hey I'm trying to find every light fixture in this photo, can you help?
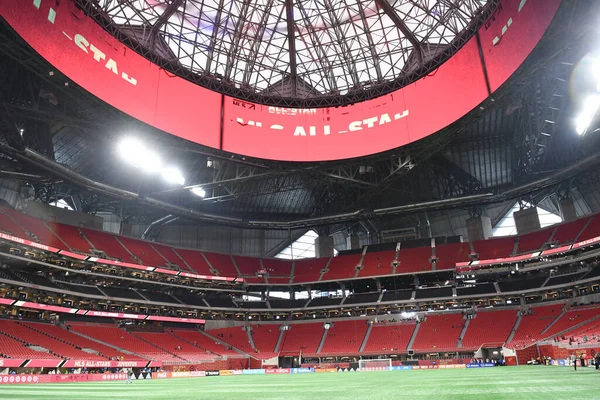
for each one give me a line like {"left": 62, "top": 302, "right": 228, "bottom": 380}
{"left": 118, "top": 137, "right": 185, "bottom": 185}
{"left": 575, "top": 94, "right": 600, "bottom": 135}
{"left": 161, "top": 166, "right": 185, "bottom": 185}
{"left": 190, "top": 187, "right": 206, "bottom": 198}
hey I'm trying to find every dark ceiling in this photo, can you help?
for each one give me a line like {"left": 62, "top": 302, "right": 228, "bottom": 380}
{"left": 0, "top": 0, "right": 600, "bottom": 236}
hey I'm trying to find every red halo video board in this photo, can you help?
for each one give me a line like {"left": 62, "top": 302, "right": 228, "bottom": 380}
{"left": 0, "top": 0, "right": 561, "bottom": 161}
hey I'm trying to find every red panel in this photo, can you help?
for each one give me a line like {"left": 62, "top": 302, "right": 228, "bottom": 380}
{"left": 479, "top": 0, "right": 562, "bottom": 91}
{"left": 0, "top": 359, "right": 26, "bottom": 368}
{"left": 62, "top": 360, "right": 150, "bottom": 368}
{"left": 222, "top": 41, "right": 486, "bottom": 161}
{"left": 403, "top": 39, "right": 487, "bottom": 143}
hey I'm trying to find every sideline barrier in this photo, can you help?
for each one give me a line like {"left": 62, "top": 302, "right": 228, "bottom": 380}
{"left": 2, "top": 364, "right": 479, "bottom": 385}
{"left": 0, "top": 358, "right": 160, "bottom": 369}
{"left": 290, "top": 368, "right": 314, "bottom": 374}
{"left": 265, "top": 368, "right": 290, "bottom": 375}
{"left": 0, "top": 373, "right": 126, "bottom": 385}
{"left": 466, "top": 363, "right": 496, "bottom": 368}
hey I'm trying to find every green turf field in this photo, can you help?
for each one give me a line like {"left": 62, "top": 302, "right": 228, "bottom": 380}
{"left": 0, "top": 366, "right": 598, "bottom": 400}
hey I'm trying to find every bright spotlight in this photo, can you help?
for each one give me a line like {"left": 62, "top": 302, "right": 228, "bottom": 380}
{"left": 161, "top": 167, "right": 185, "bottom": 185}
{"left": 138, "top": 150, "right": 163, "bottom": 174}
{"left": 575, "top": 94, "right": 600, "bottom": 135}
{"left": 118, "top": 137, "right": 163, "bottom": 172}
{"left": 190, "top": 187, "right": 206, "bottom": 198}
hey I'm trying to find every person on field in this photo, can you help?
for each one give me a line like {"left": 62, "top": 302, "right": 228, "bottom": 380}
{"left": 594, "top": 351, "right": 600, "bottom": 370}
{"left": 571, "top": 354, "right": 577, "bottom": 371}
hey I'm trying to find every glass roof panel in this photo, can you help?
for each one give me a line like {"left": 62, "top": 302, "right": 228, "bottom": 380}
{"left": 88, "top": 0, "right": 490, "bottom": 99}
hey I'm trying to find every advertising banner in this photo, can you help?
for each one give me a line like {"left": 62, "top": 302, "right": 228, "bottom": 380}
{"left": 232, "top": 370, "right": 243, "bottom": 375}
{"left": 219, "top": 370, "right": 233, "bottom": 376}
{"left": 153, "top": 372, "right": 169, "bottom": 379}
{"left": 314, "top": 368, "right": 338, "bottom": 373}
{"left": 242, "top": 369, "right": 265, "bottom": 375}
{"left": 290, "top": 368, "right": 314, "bottom": 374}
{"left": 63, "top": 360, "right": 150, "bottom": 368}
{"left": 0, "top": 373, "right": 126, "bottom": 385}
{"left": 466, "top": 363, "right": 495, "bottom": 368}
{"left": 264, "top": 368, "right": 290, "bottom": 375}
{"left": 205, "top": 371, "right": 220, "bottom": 377}
{"left": 438, "top": 364, "right": 466, "bottom": 369}
{"left": 388, "top": 366, "right": 413, "bottom": 371}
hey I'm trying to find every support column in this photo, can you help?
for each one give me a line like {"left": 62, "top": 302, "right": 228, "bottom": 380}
{"left": 513, "top": 207, "right": 541, "bottom": 235}
{"left": 315, "top": 236, "right": 334, "bottom": 258}
{"left": 559, "top": 198, "right": 578, "bottom": 222}
{"left": 466, "top": 216, "right": 493, "bottom": 241}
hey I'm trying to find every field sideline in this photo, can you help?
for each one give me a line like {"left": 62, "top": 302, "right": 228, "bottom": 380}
{"left": 0, "top": 366, "right": 598, "bottom": 400}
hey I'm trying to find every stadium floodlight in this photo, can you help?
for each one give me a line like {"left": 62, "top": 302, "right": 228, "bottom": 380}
{"left": 190, "top": 187, "right": 206, "bottom": 198}
{"left": 161, "top": 167, "right": 185, "bottom": 185}
{"left": 138, "top": 150, "right": 163, "bottom": 174}
{"left": 575, "top": 94, "right": 600, "bottom": 135}
{"left": 118, "top": 137, "right": 163, "bottom": 173}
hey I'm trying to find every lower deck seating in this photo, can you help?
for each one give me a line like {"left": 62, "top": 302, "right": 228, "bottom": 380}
{"left": 461, "top": 310, "right": 517, "bottom": 350}
{"left": 411, "top": 314, "right": 464, "bottom": 351}
{"left": 249, "top": 325, "right": 281, "bottom": 359}
{"left": 508, "top": 304, "right": 564, "bottom": 349}
{"left": 171, "top": 329, "right": 240, "bottom": 357}
{"left": 0, "top": 321, "right": 104, "bottom": 360}
{"left": 320, "top": 320, "right": 368, "bottom": 355}
{"left": 362, "top": 323, "right": 416, "bottom": 354}
{"left": 279, "top": 323, "right": 324, "bottom": 357}
{"left": 542, "top": 305, "right": 600, "bottom": 338}
{"left": 24, "top": 322, "right": 136, "bottom": 360}
{"left": 557, "top": 318, "right": 600, "bottom": 345}
{"left": 67, "top": 323, "right": 181, "bottom": 362}
{"left": 206, "top": 327, "right": 255, "bottom": 356}
{"left": 133, "top": 332, "right": 215, "bottom": 362}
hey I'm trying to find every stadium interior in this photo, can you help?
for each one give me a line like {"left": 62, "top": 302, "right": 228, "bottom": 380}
{"left": 1, "top": 0, "right": 600, "bottom": 396}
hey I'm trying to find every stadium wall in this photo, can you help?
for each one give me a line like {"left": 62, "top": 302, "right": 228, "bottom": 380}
{"left": 24, "top": 201, "right": 103, "bottom": 230}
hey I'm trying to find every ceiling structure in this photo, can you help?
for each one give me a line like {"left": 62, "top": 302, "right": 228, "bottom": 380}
{"left": 76, "top": 0, "right": 494, "bottom": 104}
{"left": 1, "top": 0, "right": 600, "bottom": 242}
